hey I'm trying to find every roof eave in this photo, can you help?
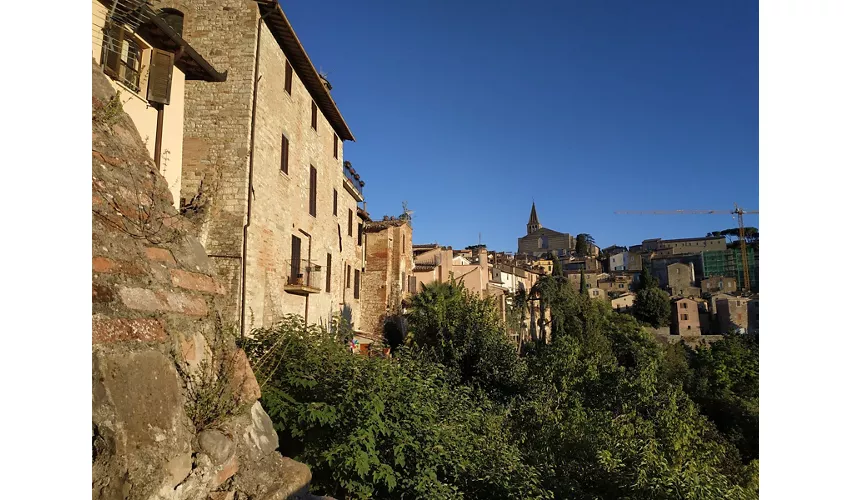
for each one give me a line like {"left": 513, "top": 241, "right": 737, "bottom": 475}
{"left": 255, "top": 0, "right": 355, "bottom": 142}
{"left": 141, "top": 6, "right": 227, "bottom": 82}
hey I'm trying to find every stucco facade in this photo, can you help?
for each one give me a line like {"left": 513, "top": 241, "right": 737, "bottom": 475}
{"left": 671, "top": 298, "right": 701, "bottom": 336}
{"left": 158, "top": 0, "right": 362, "bottom": 331}
{"left": 92, "top": 0, "right": 222, "bottom": 207}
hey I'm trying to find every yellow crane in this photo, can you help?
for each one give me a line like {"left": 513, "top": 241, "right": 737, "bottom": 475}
{"left": 614, "top": 204, "right": 759, "bottom": 291}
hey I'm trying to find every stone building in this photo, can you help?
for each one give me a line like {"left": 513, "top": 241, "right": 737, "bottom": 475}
{"left": 517, "top": 203, "right": 575, "bottom": 258}
{"left": 655, "top": 236, "right": 727, "bottom": 256}
{"left": 611, "top": 293, "right": 636, "bottom": 312}
{"left": 91, "top": 0, "right": 226, "bottom": 206}
{"left": 668, "top": 262, "right": 699, "bottom": 297}
{"left": 701, "top": 275, "right": 738, "bottom": 294}
{"left": 359, "top": 217, "right": 414, "bottom": 341}
{"left": 154, "top": 0, "right": 364, "bottom": 333}
{"left": 717, "top": 297, "right": 750, "bottom": 334}
{"left": 671, "top": 298, "right": 701, "bottom": 336}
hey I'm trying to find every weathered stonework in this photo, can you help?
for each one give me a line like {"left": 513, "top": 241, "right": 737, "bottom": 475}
{"left": 92, "top": 58, "right": 324, "bottom": 499}
{"left": 154, "top": 0, "right": 363, "bottom": 331}
{"left": 360, "top": 220, "right": 414, "bottom": 339}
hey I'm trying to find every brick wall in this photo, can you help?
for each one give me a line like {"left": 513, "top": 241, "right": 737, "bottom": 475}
{"left": 360, "top": 221, "right": 413, "bottom": 339}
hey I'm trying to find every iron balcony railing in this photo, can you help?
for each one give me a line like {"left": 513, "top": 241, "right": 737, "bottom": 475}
{"left": 343, "top": 161, "right": 364, "bottom": 197}
{"left": 285, "top": 260, "right": 324, "bottom": 291}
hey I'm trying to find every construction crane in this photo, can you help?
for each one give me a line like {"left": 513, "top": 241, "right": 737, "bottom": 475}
{"left": 614, "top": 204, "right": 759, "bottom": 291}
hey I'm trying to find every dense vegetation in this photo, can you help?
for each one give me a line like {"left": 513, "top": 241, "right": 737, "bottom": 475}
{"left": 242, "top": 279, "right": 758, "bottom": 499}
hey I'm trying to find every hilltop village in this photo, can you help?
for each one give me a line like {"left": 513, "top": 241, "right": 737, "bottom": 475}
{"left": 91, "top": 0, "right": 758, "bottom": 354}
{"left": 90, "top": 2, "right": 760, "bottom": 498}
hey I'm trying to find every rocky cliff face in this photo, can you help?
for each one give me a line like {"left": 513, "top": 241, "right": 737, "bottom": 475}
{"left": 91, "top": 61, "right": 321, "bottom": 500}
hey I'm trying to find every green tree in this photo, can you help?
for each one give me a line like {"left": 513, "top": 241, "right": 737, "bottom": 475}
{"left": 684, "top": 333, "right": 759, "bottom": 464}
{"left": 579, "top": 269, "right": 587, "bottom": 295}
{"left": 550, "top": 253, "right": 563, "bottom": 277}
{"left": 636, "top": 266, "right": 659, "bottom": 291}
{"left": 575, "top": 233, "right": 595, "bottom": 257}
{"left": 633, "top": 287, "right": 671, "bottom": 327}
{"left": 406, "top": 280, "right": 526, "bottom": 399}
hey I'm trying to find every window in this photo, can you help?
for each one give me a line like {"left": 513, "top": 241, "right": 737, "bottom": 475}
{"left": 346, "top": 264, "right": 351, "bottom": 288}
{"left": 309, "top": 165, "right": 317, "bottom": 217}
{"left": 681, "top": 313, "right": 689, "bottom": 320}
{"left": 333, "top": 189, "right": 338, "bottom": 215}
{"left": 402, "top": 234, "right": 405, "bottom": 252}
{"left": 280, "top": 134, "right": 289, "bottom": 174}
{"left": 326, "top": 253, "right": 332, "bottom": 292}
{"left": 333, "top": 135, "right": 338, "bottom": 159}
{"left": 618, "top": 284, "right": 624, "bottom": 289}
{"left": 290, "top": 235, "right": 301, "bottom": 283}
{"left": 354, "top": 269, "right": 360, "bottom": 299}
{"left": 311, "top": 101, "right": 318, "bottom": 130}
{"left": 101, "top": 25, "right": 143, "bottom": 92}
{"left": 357, "top": 223, "right": 363, "bottom": 246}
{"left": 348, "top": 209, "right": 353, "bottom": 236}
{"left": 680, "top": 302, "right": 688, "bottom": 309}
{"left": 285, "top": 60, "right": 292, "bottom": 94}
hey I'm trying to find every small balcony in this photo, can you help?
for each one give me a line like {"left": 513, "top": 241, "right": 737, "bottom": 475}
{"left": 343, "top": 161, "right": 365, "bottom": 202}
{"left": 284, "top": 260, "right": 324, "bottom": 295}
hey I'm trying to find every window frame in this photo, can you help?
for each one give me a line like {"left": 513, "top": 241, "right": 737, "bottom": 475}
{"left": 308, "top": 165, "right": 317, "bottom": 217}
{"left": 280, "top": 134, "right": 289, "bottom": 174}
{"left": 284, "top": 60, "right": 293, "bottom": 94}
{"left": 311, "top": 101, "right": 318, "bottom": 131}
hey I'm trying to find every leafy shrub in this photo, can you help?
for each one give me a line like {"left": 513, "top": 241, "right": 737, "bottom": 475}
{"left": 243, "top": 316, "right": 549, "bottom": 499}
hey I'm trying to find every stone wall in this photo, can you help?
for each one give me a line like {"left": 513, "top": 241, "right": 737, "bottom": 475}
{"left": 151, "top": 0, "right": 362, "bottom": 331}
{"left": 360, "top": 221, "right": 413, "bottom": 338}
{"left": 92, "top": 61, "right": 319, "bottom": 500}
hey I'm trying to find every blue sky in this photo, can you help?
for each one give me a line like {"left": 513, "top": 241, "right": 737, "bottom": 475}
{"left": 283, "top": 0, "right": 759, "bottom": 252}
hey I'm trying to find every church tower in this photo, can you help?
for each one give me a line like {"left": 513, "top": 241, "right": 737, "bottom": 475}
{"left": 527, "top": 202, "right": 540, "bottom": 234}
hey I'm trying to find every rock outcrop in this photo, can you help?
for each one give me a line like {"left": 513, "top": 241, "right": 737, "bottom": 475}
{"left": 92, "top": 60, "right": 318, "bottom": 500}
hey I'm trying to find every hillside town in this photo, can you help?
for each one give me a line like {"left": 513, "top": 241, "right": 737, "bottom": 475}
{"left": 91, "top": 0, "right": 758, "bottom": 354}
{"left": 90, "top": 1, "right": 762, "bottom": 498}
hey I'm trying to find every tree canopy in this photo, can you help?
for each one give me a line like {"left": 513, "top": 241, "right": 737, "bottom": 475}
{"left": 242, "top": 277, "right": 758, "bottom": 499}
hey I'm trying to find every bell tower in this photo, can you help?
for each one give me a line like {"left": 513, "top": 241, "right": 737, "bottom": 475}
{"left": 527, "top": 202, "right": 540, "bottom": 234}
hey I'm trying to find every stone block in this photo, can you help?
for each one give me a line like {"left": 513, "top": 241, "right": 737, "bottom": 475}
{"left": 197, "top": 429, "right": 235, "bottom": 465}
{"left": 171, "top": 268, "right": 223, "bottom": 294}
{"left": 146, "top": 246, "right": 177, "bottom": 265}
{"left": 92, "top": 347, "right": 192, "bottom": 500}
{"left": 163, "top": 452, "right": 193, "bottom": 490}
{"left": 93, "top": 256, "right": 144, "bottom": 275}
{"left": 119, "top": 286, "right": 166, "bottom": 312}
{"left": 230, "top": 348, "right": 261, "bottom": 403}
{"left": 211, "top": 455, "right": 239, "bottom": 489}
{"left": 92, "top": 317, "right": 166, "bottom": 344}
{"left": 243, "top": 401, "right": 279, "bottom": 459}
{"left": 160, "top": 290, "right": 210, "bottom": 316}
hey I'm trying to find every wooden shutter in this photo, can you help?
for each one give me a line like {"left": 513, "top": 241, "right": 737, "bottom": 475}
{"left": 102, "top": 25, "right": 124, "bottom": 78}
{"left": 348, "top": 209, "right": 353, "bottom": 236}
{"left": 147, "top": 49, "right": 174, "bottom": 105}
{"left": 346, "top": 265, "right": 351, "bottom": 288}
{"left": 285, "top": 61, "right": 293, "bottom": 94}
{"left": 333, "top": 189, "right": 338, "bottom": 215}
{"left": 309, "top": 165, "right": 317, "bottom": 217}
{"left": 290, "top": 235, "right": 301, "bottom": 282}
{"left": 354, "top": 270, "right": 360, "bottom": 299}
{"left": 358, "top": 223, "right": 363, "bottom": 246}
{"left": 280, "top": 135, "right": 289, "bottom": 174}
{"left": 333, "top": 135, "right": 338, "bottom": 159}
{"left": 311, "top": 101, "right": 317, "bottom": 130}
{"left": 326, "top": 253, "right": 332, "bottom": 292}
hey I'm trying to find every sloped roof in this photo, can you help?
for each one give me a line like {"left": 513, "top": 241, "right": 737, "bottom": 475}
{"left": 255, "top": 0, "right": 355, "bottom": 141}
